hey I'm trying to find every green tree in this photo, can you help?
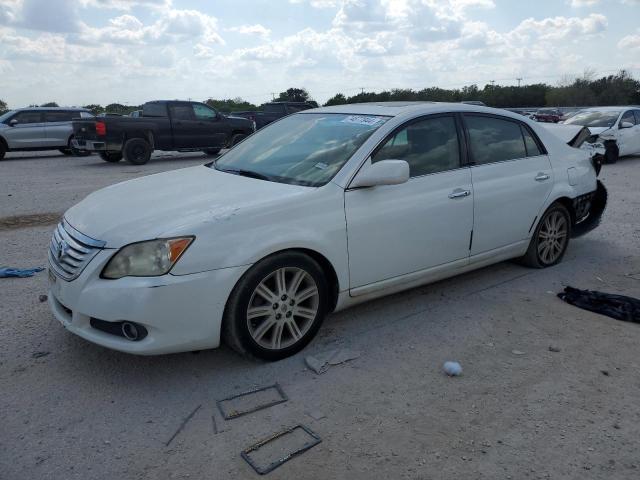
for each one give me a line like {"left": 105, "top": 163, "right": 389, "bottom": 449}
{"left": 276, "top": 87, "right": 311, "bottom": 103}
{"left": 204, "top": 97, "right": 258, "bottom": 113}
{"left": 0, "top": 99, "right": 8, "bottom": 114}
{"left": 83, "top": 104, "right": 104, "bottom": 115}
{"left": 40, "top": 102, "right": 59, "bottom": 107}
{"left": 324, "top": 93, "right": 347, "bottom": 106}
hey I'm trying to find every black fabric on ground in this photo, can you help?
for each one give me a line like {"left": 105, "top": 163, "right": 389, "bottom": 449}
{"left": 558, "top": 286, "right": 640, "bottom": 323}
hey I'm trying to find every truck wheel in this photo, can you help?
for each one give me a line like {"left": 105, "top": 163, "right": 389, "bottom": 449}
{"left": 99, "top": 151, "right": 123, "bottom": 163}
{"left": 123, "top": 138, "right": 152, "bottom": 165}
{"left": 203, "top": 148, "right": 221, "bottom": 156}
{"left": 230, "top": 134, "right": 247, "bottom": 147}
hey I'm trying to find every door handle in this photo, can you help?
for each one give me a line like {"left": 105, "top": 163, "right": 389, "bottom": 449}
{"left": 448, "top": 189, "right": 471, "bottom": 199}
{"left": 535, "top": 173, "right": 550, "bottom": 181}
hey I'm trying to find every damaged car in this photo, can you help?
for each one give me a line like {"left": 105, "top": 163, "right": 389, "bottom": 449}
{"left": 563, "top": 107, "right": 640, "bottom": 164}
{"left": 47, "top": 103, "right": 606, "bottom": 360}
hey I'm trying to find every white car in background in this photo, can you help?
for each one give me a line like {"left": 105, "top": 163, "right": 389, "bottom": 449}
{"left": 563, "top": 107, "right": 640, "bottom": 163}
{"left": 47, "top": 103, "right": 606, "bottom": 360}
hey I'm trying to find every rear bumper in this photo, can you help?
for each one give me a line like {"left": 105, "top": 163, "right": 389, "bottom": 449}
{"left": 72, "top": 138, "right": 106, "bottom": 151}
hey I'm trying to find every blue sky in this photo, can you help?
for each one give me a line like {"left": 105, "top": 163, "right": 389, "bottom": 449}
{"left": 0, "top": 0, "right": 639, "bottom": 108}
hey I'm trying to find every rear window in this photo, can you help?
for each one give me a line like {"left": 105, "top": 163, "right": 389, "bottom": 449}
{"left": 521, "top": 126, "right": 543, "bottom": 156}
{"left": 465, "top": 115, "right": 527, "bottom": 165}
{"left": 44, "top": 111, "right": 74, "bottom": 122}
{"left": 143, "top": 103, "right": 168, "bottom": 117}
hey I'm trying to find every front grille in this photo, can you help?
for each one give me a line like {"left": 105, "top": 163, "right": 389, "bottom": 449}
{"left": 48, "top": 220, "right": 106, "bottom": 281}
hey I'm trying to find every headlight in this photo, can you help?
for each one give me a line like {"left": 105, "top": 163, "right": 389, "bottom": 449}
{"left": 101, "top": 237, "right": 194, "bottom": 279}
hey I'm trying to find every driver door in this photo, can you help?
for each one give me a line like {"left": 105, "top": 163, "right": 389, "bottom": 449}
{"left": 3, "top": 111, "right": 47, "bottom": 149}
{"left": 345, "top": 114, "right": 473, "bottom": 289}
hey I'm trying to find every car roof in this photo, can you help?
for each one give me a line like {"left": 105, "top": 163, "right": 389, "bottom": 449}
{"left": 576, "top": 106, "right": 628, "bottom": 112}
{"left": 303, "top": 101, "right": 526, "bottom": 119}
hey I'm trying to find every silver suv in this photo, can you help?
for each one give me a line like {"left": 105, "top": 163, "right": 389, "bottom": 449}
{"left": 0, "top": 107, "right": 94, "bottom": 159}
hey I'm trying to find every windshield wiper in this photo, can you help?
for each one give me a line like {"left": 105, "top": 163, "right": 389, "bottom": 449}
{"left": 217, "top": 167, "right": 271, "bottom": 181}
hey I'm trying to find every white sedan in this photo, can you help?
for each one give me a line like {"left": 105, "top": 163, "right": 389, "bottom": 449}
{"left": 47, "top": 103, "right": 606, "bottom": 360}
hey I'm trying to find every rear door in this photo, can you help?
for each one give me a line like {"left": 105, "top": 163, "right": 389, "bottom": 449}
{"left": 2, "top": 111, "right": 47, "bottom": 148}
{"left": 463, "top": 114, "right": 553, "bottom": 256}
{"left": 43, "top": 110, "right": 74, "bottom": 147}
{"left": 168, "top": 103, "right": 198, "bottom": 149}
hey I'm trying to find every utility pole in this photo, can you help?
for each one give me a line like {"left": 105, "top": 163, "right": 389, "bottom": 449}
{"left": 490, "top": 80, "right": 495, "bottom": 87}
{"left": 359, "top": 87, "right": 365, "bottom": 94}
{"left": 270, "top": 92, "right": 276, "bottom": 100}
{"left": 516, "top": 77, "right": 523, "bottom": 87}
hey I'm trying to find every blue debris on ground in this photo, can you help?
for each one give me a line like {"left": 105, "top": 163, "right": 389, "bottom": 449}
{"left": 0, "top": 267, "right": 45, "bottom": 278}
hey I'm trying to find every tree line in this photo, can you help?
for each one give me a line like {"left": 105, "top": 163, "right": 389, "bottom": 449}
{"left": 1, "top": 70, "right": 638, "bottom": 116}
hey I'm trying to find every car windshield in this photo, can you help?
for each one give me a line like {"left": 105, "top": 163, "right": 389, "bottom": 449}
{"left": 0, "top": 110, "right": 15, "bottom": 123}
{"left": 211, "top": 113, "right": 390, "bottom": 186}
{"left": 564, "top": 111, "right": 621, "bottom": 128}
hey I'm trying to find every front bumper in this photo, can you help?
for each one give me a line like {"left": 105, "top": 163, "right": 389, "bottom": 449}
{"left": 48, "top": 249, "right": 249, "bottom": 355}
{"left": 71, "top": 138, "right": 106, "bottom": 151}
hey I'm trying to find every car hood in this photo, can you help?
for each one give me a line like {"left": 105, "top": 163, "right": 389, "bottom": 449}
{"left": 64, "top": 165, "right": 311, "bottom": 248}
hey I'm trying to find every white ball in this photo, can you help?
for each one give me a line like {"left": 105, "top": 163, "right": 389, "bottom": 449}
{"left": 443, "top": 361, "right": 462, "bottom": 376}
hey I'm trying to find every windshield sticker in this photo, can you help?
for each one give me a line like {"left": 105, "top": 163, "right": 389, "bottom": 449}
{"left": 314, "top": 162, "right": 328, "bottom": 170}
{"left": 342, "top": 115, "right": 385, "bottom": 126}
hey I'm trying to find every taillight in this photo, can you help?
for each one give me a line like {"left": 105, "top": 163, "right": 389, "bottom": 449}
{"left": 95, "top": 121, "right": 106, "bottom": 136}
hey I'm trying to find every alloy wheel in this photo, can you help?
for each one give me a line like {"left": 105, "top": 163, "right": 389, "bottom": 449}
{"left": 537, "top": 210, "right": 568, "bottom": 264}
{"left": 246, "top": 267, "right": 319, "bottom": 350}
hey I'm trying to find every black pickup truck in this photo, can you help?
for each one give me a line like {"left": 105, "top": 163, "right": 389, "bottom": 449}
{"left": 72, "top": 100, "right": 255, "bottom": 164}
{"left": 234, "top": 101, "right": 316, "bottom": 130}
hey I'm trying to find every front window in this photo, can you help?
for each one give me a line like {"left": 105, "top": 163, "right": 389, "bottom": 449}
{"left": 564, "top": 111, "right": 621, "bottom": 128}
{"left": 193, "top": 104, "right": 217, "bottom": 120}
{"left": 211, "top": 113, "right": 389, "bottom": 186}
{"left": 372, "top": 115, "right": 461, "bottom": 177}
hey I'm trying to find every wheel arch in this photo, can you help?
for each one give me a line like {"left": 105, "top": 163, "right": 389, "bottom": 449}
{"left": 226, "top": 247, "right": 341, "bottom": 314}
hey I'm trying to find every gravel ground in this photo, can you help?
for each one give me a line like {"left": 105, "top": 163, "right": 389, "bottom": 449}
{"left": 1, "top": 150, "right": 639, "bottom": 480}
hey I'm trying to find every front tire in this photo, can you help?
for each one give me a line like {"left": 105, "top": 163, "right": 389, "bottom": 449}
{"left": 99, "top": 151, "right": 123, "bottom": 163}
{"left": 0, "top": 142, "right": 6, "bottom": 160}
{"left": 520, "top": 203, "right": 571, "bottom": 268}
{"left": 223, "top": 252, "right": 328, "bottom": 361}
{"left": 604, "top": 145, "right": 618, "bottom": 164}
{"left": 59, "top": 148, "right": 73, "bottom": 156}
{"left": 203, "top": 148, "right": 221, "bottom": 156}
{"left": 123, "top": 138, "right": 152, "bottom": 165}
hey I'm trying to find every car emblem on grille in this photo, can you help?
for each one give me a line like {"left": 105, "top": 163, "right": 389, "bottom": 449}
{"left": 57, "top": 240, "right": 69, "bottom": 261}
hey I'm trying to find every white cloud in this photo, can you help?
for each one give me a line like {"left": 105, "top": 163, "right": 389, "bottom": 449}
{"left": 227, "top": 24, "right": 271, "bottom": 38}
{"left": 618, "top": 30, "right": 640, "bottom": 50}
{"left": 569, "top": 0, "right": 600, "bottom": 6}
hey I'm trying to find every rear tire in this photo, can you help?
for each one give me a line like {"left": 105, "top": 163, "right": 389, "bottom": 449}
{"left": 223, "top": 252, "right": 328, "bottom": 361}
{"left": 203, "top": 148, "right": 221, "bottom": 156}
{"left": 59, "top": 148, "right": 73, "bottom": 156}
{"left": 99, "top": 151, "right": 123, "bottom": 163}
{"left": 0, "top": 142, "right": 6, "bottom": 160}
{"left": 68, "top": 137, "right": 91, "bottom": 157}
{"left": 520, "top": 203, "right": 571, "bottom": 268}
{"left": 123, "top": 138, "right": 152, "bottom": 165}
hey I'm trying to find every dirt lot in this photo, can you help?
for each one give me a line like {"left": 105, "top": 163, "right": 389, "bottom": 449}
{"left": 1, "top": 151, "right": 639, "bottom": 480}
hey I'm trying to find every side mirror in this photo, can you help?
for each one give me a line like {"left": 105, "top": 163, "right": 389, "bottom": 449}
{"left": 350, "top": 159, "right": 410, "bottom": 188}
{"left": 620, "top": 121, "right": 634, "bottom": 129}
{"left": 9, "top": 119, "right": 18, "bottom": 126}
